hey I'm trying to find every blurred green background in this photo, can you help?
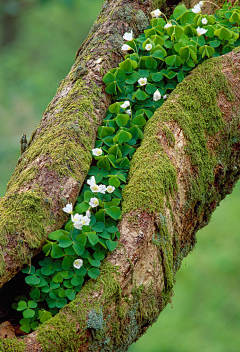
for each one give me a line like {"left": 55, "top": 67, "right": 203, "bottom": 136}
{"left": 0, "top": 1, "right": 239, "bottom": 351}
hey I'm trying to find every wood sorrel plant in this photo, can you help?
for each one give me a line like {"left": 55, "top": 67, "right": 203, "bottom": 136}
{"left": 13, "top": 2, "right": 240, "bottom": 333}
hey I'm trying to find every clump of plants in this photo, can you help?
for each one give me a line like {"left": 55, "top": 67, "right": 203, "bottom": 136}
{"left": 12, "top": 2, "right": 240, "bottom": 333}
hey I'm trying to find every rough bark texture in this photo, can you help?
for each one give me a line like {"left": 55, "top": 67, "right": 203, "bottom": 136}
{"left": 1, "top": 48, "right": 237, "bottom": 352}
{"left": 0, "top": 0, "right": 162, "bottom": 289}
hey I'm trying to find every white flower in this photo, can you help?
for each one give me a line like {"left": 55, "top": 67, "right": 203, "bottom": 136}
{"left": 81, "top": 216, "right": 91, "bottom": 226}
{"left": 145, "top": 43, "right": 152, "bottom": 51}
{"left": 201, "top": 18, "right": 208, "bottom": 25}
{"left": 163, "top": 94, "right": 168, "bottom": 100}
{"left": 153, "top": 89, "right": 161, "bottom": 101}
{"left": 123, "top": 30, "right": 133, "bottom": 41}
{"left": 121, "top": 44, "right": 131, "bottom": 51}
{"left": 89, "top": 197, "right": 99, "bottom": 208}
{"left": 151, "top": 9, "right": 162, "bottom": 18}
{"left": 196, "top": 26, "right": 208, "bottom": 36}
{"left": 99, "top": 184, "right": 107, "bottom": 194}
{"left": 121, "top": 101, "right": 130, "bottom": 109}
{"left": 73, "top": 259, "right": 83, "bottom": 269}
{"left": 90, "top": 184, "right": 100, "bottom": 193}
{"left": 71, "top": 213, "right": 84, "bottom": 230}
{"left": 164, "top": 22, "right": 172, "bottom": 29}
{"left": 86, "top": 210, "right": 91, "bottom": 218}
{"left": 199, "top": 1, "right": 205, "bottom": 8}
{"left": 95, "top": 58, "right": 102, "bottom": 64}
{"left": 92, "top": 148, "right": 103, "bottom": 156}
{"left": 87, "top": 176, "right": 96, "bottom": 187}
{"left": 63, "top": 203, "right": 73, "bottom": 214}
{"left": 138, "top": 77, "right": 147, "bottom": 86}
{"left": 192, "top": 4, "right": 201, "bottom": 13}
{"left": 126, "top": 109, "right": 131, "bottom": 116}
{"left": 106, "top": 185, "right": 115, "bottom": 193}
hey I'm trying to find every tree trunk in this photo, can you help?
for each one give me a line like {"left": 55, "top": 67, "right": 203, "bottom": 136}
{"left": 0, "top": 0, "right": 156, "bottom": 289}
{"left": 1, "top": 1, "right": 240, "bottom": 351}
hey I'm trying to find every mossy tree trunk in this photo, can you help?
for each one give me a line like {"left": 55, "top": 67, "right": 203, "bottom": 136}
{"left": 0, "top": 0, "right": 160, "bottom": 289}
{"left": 1, "top": 1, "right": 240, "bottom": 352}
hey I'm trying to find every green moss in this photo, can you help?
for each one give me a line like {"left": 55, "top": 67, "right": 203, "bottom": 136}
{"left": 122, "top": 56, "right": 233, "bottom": 215}
{"left": 0, "top": 338, "right": 25, "bottom": 352}
{"left": 0, "top": 78, "right": 101, "bottom": 277}
{"left": 153, "top": 213, "right": 174, "bottom": 296}
{"left": 37, "top": 262, "right": 121, "bottom": 351}
{"left": 0, "top": 188, "right": 54, "bottom": 276}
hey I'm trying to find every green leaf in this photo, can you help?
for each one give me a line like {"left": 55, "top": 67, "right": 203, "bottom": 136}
{"left": 51, "top": 243, "right": 64, "bottom": 259}
{"left": 55, "top": 298, "right": 68, "bottom": 309}
{"left": 208, "top": 39, "right": 221, "bottom": 48}
{"left": 105, "top": 206, "right": 121, "bottom": 220}
{"left": 94, "top": 251, "right": 106, "bottom": 261}
{"left": 199, "top": 45, "right": 215, "bottom": 58}
{"left": 113, "top": 130, "right": 132, "bottom": 143}
{"left": 62, "top": 256, "right": 73, "bottom": 270}
{"left": 99, "top": 229, "right": 111, "bottom": 239}
{"left": 88, "top": 267, "right": 100, "bottom": 279}
{"left": 71, "top": 275, "right": 84, "bottom": 286}
{"left": 97, "top": 156, "right": 111, "bottom": 171}
{"left": 106, "top": 240, "right": 118, "bottom": 251}
{"left": 22, "top": 265, "right": 35, "bottom": 275}
{"left": 145, "top": 84, "right": 157, "bottom": 95}
{"left": 105, "top": 82, "right": 117, "bottom": 95}
{"left": 65, "top": 289, "right": 76, "bottom": 301}
{"left": 214, "top": 27, "right": 232, "bottom": 40}
{"left": 92, "top": 222, "right": 105, "bottom": 232}
{"left": 119, "top": 58, "right": 133, "bottom": 73}
{"left": 145, "top": 57, "right": 157, "bottom": 69}
{"left": 177, "top": 71, "right": 185, "bottom": 83}
{"left": 39, "top": 310, "right": 52, "bottom": 323}
{"left": 28, "top": 300, "right": 37, "bottom": 309}
{"left": 109, "top": 102, "right": 120, "bottom": 114}
{"left": 151, "top": 72, "right": 163, "bottom": 82}
{"left": 165, "top": 55, "right": 182, "bottom": 67}
{"left": 25, "top": 275, "right": 41, "bottom": 286}
{"left": 29, "top": 288, "right": 40, "bottom": 300}
{"left": 98, "top": 126, "right": 115, "bottom": 138}
{"left": 88, "top": 257, "right": 101, "bottom": 267}
{"left": 76, "top": 233, "right": 87, "bottom": 246}
{"left": 132, "top": 114, "right": 146, "bottom": 127}
{"left": 59, "top": 235, "right": 72, "bottom": 248}
{"left": 17, "top": 301, "right": 27, "bottom": 311}
{"left": 20, "top": 324, "right": 31, "bottom": 334}
{"left": 87, "top": 232, "right": 99, "bottom": 246}
{"left": 134, "top": 89, "right": 149, "bottom": 101}
{"left": 41, "top": 265, "right": 55, "bottom": 276}
{"left": 173, "top": 4, "right": 188, "bottom": 20}
{"left": 116, "top": 114, "right": 129, "bottom": 127}
{"left": 52, "top": 272, "right": 64, "bottom": 283}
{"left": 103, "top": 72, "right": 116, "bottom": 84}
{"left": 23, "top": 308, "right": 35, "bottom": 319}
{"left": 84, "top": 190, "right": 93, "bottom": 202}
{"left": 72, "top": 243, "right": 85, "bottom": 255}
{"left": 109, "top": 176, "right": 121, "bottom": 187}
{"left": 48, "top": 230, "right": 64, "bottom": 241}
{"left": 125, "top": 72, "right": 141, "bottom": 84}
{"left": 95, "top": 209, "right": 105, "bottom": 223}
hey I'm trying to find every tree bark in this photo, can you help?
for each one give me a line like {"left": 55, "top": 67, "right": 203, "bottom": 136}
{"left": 1, "top": 1, "right": 240, "bottom": 352}
{"left": 0, "top": 0, "right": 157, "bottom": 289}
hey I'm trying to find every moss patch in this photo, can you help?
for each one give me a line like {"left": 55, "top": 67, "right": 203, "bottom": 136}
{"left": 37, "top": 262, "right": 121, "bottom": 352}
{"left": 0, "top": 338, "right": 25, "bottom": 352}
{"left": 122, "top": 56, "right": 233, "bottom": 214}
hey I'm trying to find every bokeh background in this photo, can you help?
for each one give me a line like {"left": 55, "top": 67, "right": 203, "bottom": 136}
{"left": 0, "top": 1, "right": 239, "bottom": 351}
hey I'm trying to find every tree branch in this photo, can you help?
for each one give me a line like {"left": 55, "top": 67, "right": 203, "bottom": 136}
{"left": 0, "top": 0, "right": 158, "bottom": 289}
{"left": 15, "top": 48, "right": 240, "bottom": 352}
